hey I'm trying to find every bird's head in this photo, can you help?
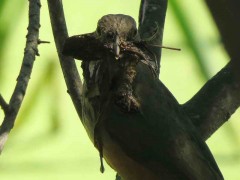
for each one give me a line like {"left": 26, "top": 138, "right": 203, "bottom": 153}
{"left": 96, "top": 14, "right": 138, "bottom": 58}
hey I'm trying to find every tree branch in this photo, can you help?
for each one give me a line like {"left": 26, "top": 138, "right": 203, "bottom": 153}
{"left": 138, "top": 0, "right": 168, "bottom": 74}
{"left": 182, "top": 1, "right": 240, "bottom": 140}
{"left": 183, "top": 61, "right": 240, "bottom": 141}
{"left": 205, "top": 0, "right": 240, "bottom": 67}
{"left": 0, "top": 94, "right": 9, "bottom": 115}
{"left": 47, "top": 0, "right": 83, "bottom": 119}
{"left": 0, "top": 0, "right": 41, "bottom": 153}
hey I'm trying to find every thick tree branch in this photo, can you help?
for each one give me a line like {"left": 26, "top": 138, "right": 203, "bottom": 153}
{"left": 205, "top": 0, "right": 240, "bottom": 69}
{"left": 0, "top": 0, "right": 41, "bottom": 153}
{"left": 0, "top": 94, "right": 9, "bottom": 115}
{"left": 47, "top": 0, "right": 83, "bottom": 118}
{"left": 138, "top": 0, "right": 167, "bottom": 74}
{"left": 183, "top": 61, "right": 240, "bottom": 141}
{"left": 182, "top": 1, "right": 240, "bottom": 140}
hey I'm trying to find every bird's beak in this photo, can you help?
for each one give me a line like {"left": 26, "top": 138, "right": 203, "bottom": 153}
{"left": 113, "top": 35, "right": 120, "bottom": 59}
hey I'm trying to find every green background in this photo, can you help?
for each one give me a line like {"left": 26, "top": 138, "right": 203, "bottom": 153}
{"left": 0, "top": 0, "right": 239, "bottom": 179}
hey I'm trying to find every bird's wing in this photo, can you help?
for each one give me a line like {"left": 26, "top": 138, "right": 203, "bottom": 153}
{"left": 104, "top": 63, "right": 223, "bottom": 179}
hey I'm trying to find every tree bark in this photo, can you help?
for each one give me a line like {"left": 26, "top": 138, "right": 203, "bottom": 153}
{"left": 0, "top": 0, "right": 41, "bottom": 153}
{"left": 183, "top": 61, "right": 240, "bottom": 141}
{"left": 182, "top": 0, "right": 240, "bottom": 140}
{"left": 138, "top": 0, "right": 167, "bottom": 74}
{"left": 47, "top": 0, "right": 83, "bottom": 119}
{"left": 205, "top": 0, "right": 240, "bottom": 68}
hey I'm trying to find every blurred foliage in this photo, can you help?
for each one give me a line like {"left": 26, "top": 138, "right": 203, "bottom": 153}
{"left": 0, "top": 0, "right": 240, "bottom": 180}
{"left": 0, "top": 0, "right": 25, "bottom": 82}
{"left": 169, "top": 0, "right": 211, "bottom": 79}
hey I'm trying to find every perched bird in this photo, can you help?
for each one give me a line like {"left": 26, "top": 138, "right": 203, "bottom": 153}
{"left": 63, "top": 14, "right": 223, "bottom": 180}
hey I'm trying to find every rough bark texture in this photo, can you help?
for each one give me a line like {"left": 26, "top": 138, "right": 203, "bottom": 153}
{"left": 0, "top": 0, "right": 41, "bottom": 153}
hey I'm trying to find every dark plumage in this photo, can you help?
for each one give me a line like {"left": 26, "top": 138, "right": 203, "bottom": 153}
{"left": 63, "top": 14, "right": 223, "bottom": 180}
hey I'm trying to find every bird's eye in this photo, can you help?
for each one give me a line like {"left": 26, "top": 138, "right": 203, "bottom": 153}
{"left": 106, "top": 32, "right": 115, "bottom": 40}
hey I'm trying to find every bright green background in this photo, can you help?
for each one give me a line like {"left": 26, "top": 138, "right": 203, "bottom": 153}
{"left": 0, "top": 0, "right": 239, "bottom": 180}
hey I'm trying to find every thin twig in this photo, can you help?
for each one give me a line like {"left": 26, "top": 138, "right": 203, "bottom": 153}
{"left": 149, "top": 44, "right": 181, "bottom": 51}
{"left": 0, "top": 94, "right": 9, "bottom": 115}
{"left": 0, "top": 0, "right": 41, "bottom": 153}
{"left": 38, "top": 39, "right": 50, "bottom": 44}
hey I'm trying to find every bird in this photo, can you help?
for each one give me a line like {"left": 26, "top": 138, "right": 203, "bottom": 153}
{"left": 63, "top": 14, "right": 224, "bottom": 180}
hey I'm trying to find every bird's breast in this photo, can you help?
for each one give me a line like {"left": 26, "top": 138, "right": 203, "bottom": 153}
{"left": 99, "top": 125, "right": 160, "bottom": 180}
